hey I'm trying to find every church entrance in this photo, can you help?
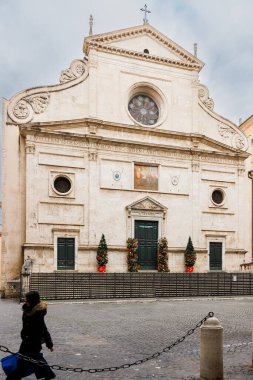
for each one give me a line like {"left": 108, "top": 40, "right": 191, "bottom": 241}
{"left": 135, "top": 221, "right": 158, "bottom": 270}
{"left": 209, "top": 242, "right": 222, "bottom": 270}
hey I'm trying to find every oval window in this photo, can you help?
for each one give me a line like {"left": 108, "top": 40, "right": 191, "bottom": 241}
{"left": 212, "top": 189, "right": 224, "bottom": 205}
{"left": 53, "top": 176, "right": 72, "bottom": 195}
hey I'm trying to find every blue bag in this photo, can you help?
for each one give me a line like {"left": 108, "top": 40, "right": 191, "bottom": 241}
{"left": 1, "top": 352, "right": 43, "bottom": 376}
{"left": 1, "top": 354, "right": 19, "bottom": 375}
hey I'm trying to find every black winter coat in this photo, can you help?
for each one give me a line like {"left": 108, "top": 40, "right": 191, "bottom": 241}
{"left": 21, "top": 301, "right": 53, "bottom": 352}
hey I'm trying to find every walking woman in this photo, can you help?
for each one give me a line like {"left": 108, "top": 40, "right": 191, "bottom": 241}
{"left": 6, "top": 291, "right": 56, "bottom": 380}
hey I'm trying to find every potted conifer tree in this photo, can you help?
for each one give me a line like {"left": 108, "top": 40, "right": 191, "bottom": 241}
{"left": 96, "top": 234, "right": 108, "bottom": 272}
{"left": 184, "top": 237, "right": 196, "bottom": 272}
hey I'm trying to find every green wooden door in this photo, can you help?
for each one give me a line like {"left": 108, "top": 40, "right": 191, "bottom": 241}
{"left": 57, "top": 238, "right": 75, "bottom": 270}
{"left": 209, "top": 242, "right": 222, "bottom": 270}
{"left": 135, "top": 221, "right": 158, "bottom": 270}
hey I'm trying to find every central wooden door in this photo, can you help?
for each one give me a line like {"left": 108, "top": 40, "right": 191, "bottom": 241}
{"left": 134, "top": 221, "right": 158, "bottom": 270}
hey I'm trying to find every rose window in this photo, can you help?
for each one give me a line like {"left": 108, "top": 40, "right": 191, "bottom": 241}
{"left": 128, "top": 94, "right": 159, "bottom": 125}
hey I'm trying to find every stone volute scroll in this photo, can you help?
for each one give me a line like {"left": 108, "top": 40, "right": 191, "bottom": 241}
{"left": 8, "top": 93, "right": 50, "bottom": 124}
{"left": 7, "top": 58, "right": 88, "bottom": 124}
{"left": 197, "top": 82, "right": 248, "bottom": 152}
{"left": 60, "top": 59, "right": 88, "bottom": 83}
{"left": 198, "top": 83, "right": 214, "bottom": 110}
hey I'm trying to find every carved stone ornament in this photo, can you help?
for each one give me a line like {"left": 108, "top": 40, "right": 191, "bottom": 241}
{"left": 127, "top": 196, "right": 166, "bottom": 211}
{"left": 171, "top": 176, "right": 179, "bottom": 186}
{"left": 88, "top": 151, "right": 98, "bottom": 161}
{"left": 8, "top": 57, "right": 88, "bottom": 124}
{"left": 198, "top": 84, "right": 214, "bottom": 110}
{"left": 8, "top": 93, "right": 50, "bottom": 123}
{"left": 60, "top": 59, "right": 87, "bottom": 83}
{"left": 218, "top": 124, "right": 235, "bottom": 139}
{"left": 137, "top": 199, "right": 161, "bottom": 210}
{"left": 25, "top": 142, "right": 36, "bottom": 154}
{"left": 25, "top": 94, "right": 50, "bottom": 114}
{"left": 238, "top": 167, "right": 245, "bottom": 176}
{"left": 13, "top": 100, "right": 31, "bottom": 119}
{"left": 113, "top": 171, "right": 121, "bottom": 181}
{"left": 233, "top": 134, "right": 245, "bottom": 150}
{"left": 192, "top": 161, "right": 200, "bottom": 172}
{"left": 218, "top": 124, "right": 246, "bottom": 150}
{"left": 88, "top": 124, "right": 97, "bottom": 134}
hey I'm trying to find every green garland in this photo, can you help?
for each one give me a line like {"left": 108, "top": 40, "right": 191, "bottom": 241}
{"left": 96, "top": 234, "right": 108, "bottom": 266}
{"left": 185, "top": 237, "right": 196, "bottom": 267}
{"left": 158, "top": 237, "right": 170, "bottom": 272}
{"left": 127, "top": 238, "right": 140, "bottom": 272}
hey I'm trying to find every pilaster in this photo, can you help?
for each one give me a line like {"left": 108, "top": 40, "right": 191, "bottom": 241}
{"left": 191, "top": 153, "right": 201, "bottom": 248}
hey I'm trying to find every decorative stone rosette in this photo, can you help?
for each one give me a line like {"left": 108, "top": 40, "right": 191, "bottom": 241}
{"left": 8, "top": 93, "right": 50, "bottom": 124}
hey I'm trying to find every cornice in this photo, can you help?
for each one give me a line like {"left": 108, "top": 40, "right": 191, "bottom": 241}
{"left": 84, "top": 24, "right": 204, "bottom": 72}
{"left": 18, "top": 117, "right": 249, "bottom": 157}
{"left": 20, "top": 126, "right": 249, "bottom": 162}
{"left": 87, "top": 43, "right": 202, "bottom": 71}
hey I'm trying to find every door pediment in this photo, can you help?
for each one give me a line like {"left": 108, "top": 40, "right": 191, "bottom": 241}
{"left": 126, "top": 196, "right": 167, "bottom": 240}
{"left": 127, "top": 196, "right": 167, "bottom": 215}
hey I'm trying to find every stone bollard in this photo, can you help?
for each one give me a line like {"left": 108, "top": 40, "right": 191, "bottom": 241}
{"left": 200, "top": 317, "right": 223, "bottom": 380}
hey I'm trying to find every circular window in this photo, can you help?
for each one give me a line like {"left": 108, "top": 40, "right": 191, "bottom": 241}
{"left": 53, "top": 176, "right": 72, "bottom": 195}
{"left": 144, "top": 49, "right": 149, "bottom": 54}
{"left": 211, "top": 189, "right": 224, "bottom": 206}
{"left": 128, "top": 94, "right": 159, "bottom": 126}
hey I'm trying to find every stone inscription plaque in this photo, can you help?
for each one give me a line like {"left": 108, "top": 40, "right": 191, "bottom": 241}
{"left": 39, "top": 202, "right": 84, "bottom": 225}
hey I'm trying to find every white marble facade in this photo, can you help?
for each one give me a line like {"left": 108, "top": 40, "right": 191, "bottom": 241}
{"left": 1, "top": 23, "right": 252, "bottom": 295}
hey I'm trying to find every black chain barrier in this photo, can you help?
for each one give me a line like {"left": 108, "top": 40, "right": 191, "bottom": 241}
{"left": 0, "top": 312, "right": 214, "bottom": 374}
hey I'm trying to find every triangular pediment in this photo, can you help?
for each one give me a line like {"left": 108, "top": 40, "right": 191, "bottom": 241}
{"left": 127, "top": 196, "right": 167, "bottom": 211}
{"left": 84, "top": 24, "right": 204, "bottom": 72}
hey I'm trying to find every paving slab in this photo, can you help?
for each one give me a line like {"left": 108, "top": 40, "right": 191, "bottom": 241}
{"left": 0, "top": 297, "right": 252, "bottom": 379}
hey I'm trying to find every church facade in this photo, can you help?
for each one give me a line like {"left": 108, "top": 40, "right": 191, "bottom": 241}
{"left": 1, "top": 23, "right": 251, "bottom": 296}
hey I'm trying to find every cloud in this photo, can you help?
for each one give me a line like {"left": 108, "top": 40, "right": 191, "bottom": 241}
{"left": 1, "top": 0, "right": 253, "bottom": 123}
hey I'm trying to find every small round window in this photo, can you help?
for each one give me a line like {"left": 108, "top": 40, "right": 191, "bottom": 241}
{"left": 211, "top": 189, "right": 224, "bottom": 206}
{"left": 53, "top": 176, "right": 72, "bottom": 195}
{"left": 128, "top": 94, "right": 159, "bottom": 126}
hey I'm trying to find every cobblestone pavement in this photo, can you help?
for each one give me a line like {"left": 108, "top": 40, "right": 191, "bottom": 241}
{"left": 0, "top": 297, "right": 252, "bottom": 379}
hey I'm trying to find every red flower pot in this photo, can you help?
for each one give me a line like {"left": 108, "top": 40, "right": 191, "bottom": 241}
{"left": 98, "top": 265, "right": 106, "bottom": 273}
{"left": 186, "top": 266, "right": 194, "bottom": 273}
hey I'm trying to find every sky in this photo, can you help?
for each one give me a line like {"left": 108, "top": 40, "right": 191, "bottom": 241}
{"left": 1, "top": 0, "right": 253, "bottom": 126}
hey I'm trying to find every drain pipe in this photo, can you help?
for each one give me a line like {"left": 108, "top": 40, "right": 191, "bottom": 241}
{"left": 248, "top": 170, "right": 253, "bottom": 261}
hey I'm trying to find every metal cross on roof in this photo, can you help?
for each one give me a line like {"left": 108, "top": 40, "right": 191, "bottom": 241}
{"left": 140, "top": 4, "right": 151, "bottom": 25}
